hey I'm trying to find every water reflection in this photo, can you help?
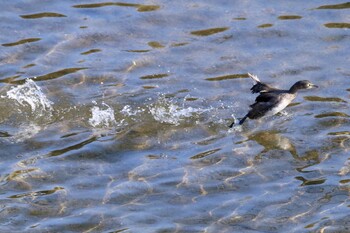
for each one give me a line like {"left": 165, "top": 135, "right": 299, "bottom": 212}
{"left": 295, "top": 176, "right": 326, "bottom": 186}
{"left": 8, "top": 186, "right": 64, "bottom": 199}
{"left": 20, "top": 12, "right": 66, "bottom": 19}
{"left": 140, "top": 73, "right": 169, "bottom": 79}
{"left": 241, "top": 130, "right": 325, "bottom": 164}
{"left": 324, "top": 23, "right": 350, "bottom": 29}
{"left": 278, "top": 15, "right": 302, "bottom": 20}
{"left": 258, "top": 23, "right": 273, "bottom": 28}
{"left": 80, "top": 49, "right": 101, "bottom": 55}
{"left": 304, "top": 95, "right": 347, "bottom": 103}
{"left": 190, "top": 148, "right": 221, "bottom": 159}
{"left": 148, "top": 41, "right": 165, "bottom": 49}
{"left": 46, "top": 136, "right": 98, "bottom": 157}
{"left": 205, "top": 73, "right": 248, "bottom": 81}
{"left": 316, "top": 2, "right": 350, "bottom": 10}
{"left": 72, "top": 2, "right": 160, "bottom": 12}
{"left": 190, "top": 27, "right": 230, "bottom": 36}
{"left": 2, "top": 38, "right": 41, "bottom": 47}
{"left": 0, "top": 68, "right": 87, "bottom": 84}
{"left": 244, "top": 130, "right": 298, "bottom": 158}
{"left": 315, "top": 112, "right": 349, "bottom": 118}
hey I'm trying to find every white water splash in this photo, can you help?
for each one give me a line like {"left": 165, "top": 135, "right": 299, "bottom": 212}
{"left": 89, "top": 103, "right": 117, "bottom": 127}
{"left": 6, "top": 79, "right": 53, "bottom": 116}
{"left": 121, "top": 105, "right": 145, "bottom": 116}
{"left": 149, "top": 96, "right": 205, "bottom": 126}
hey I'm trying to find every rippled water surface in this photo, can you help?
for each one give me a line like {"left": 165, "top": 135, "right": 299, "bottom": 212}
{"left": 0, "top": 1, "right": 349, "bottom": 232}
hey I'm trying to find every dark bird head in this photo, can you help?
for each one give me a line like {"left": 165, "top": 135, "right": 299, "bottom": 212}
{"left": 289, "top": 80, "right": 318, "bottom": 93}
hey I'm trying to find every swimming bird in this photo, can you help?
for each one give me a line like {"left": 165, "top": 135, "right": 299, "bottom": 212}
{"left": 229, "top": 73, "right": 318, "bottom": 127}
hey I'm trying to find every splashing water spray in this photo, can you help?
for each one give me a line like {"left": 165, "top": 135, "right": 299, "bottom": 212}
{"left": 6, "top": 79, "right": 53, "bottom": 117}
{"left": 89, "top": 102, "right": 117, "bottom": 128}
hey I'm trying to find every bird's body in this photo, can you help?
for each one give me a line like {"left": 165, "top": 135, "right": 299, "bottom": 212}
{"left": 229, "top": 73, "right": 318, "bottom": 127}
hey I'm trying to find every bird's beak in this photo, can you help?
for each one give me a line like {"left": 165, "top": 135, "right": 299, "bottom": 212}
{"left": 311, "top": 84, "right": 319, "bottom": 88}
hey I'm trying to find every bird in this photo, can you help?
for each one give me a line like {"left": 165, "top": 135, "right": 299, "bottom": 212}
{"left": 229, "top": 73, "right": 318, "bottom": 127}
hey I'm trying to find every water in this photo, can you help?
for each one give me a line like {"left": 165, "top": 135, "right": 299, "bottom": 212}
{"left": 0, "top": 1, "right": 349, "bottom": 232}
{"left": 89, "top": 102, "right": 117, "bottom": 127}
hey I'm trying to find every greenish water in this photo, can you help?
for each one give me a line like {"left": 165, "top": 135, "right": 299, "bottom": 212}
{"left": 0, "top": 1, "right": 349, "bottom": 232}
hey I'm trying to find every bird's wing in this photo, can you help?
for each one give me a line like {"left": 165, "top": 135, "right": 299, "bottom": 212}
{"left": 250, "top": 93, "right": 279, "bottom": 108}
{"left": 250, "top": 82, "right": 276, "bottom": 94}
{"left": 255, "top": 93, "right": 278, "bottom": 103}
{"left": 248, "top": 101, "right": 276, "bottom": 119}
{"left": 248, "top": 73, "right": 261, "bottom": 83}
{"left": 248, "top": 73, "right": 278, "bottom": 94}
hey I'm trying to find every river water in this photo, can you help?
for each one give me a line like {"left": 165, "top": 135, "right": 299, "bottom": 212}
{"left": 0, "top": 1, "right": 349, "bottom": 232}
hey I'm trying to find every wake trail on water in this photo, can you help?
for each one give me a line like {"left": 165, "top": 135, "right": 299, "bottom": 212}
{"left": 0, "top": 79, "right": 236, "bottom": 142}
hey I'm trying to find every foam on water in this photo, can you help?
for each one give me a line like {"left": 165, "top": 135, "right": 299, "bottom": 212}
{"left": 6, "top": 79, "right": 53, "bottom": 117}
{"left": 89, "top": 102, "right": 117, "bottom": 128}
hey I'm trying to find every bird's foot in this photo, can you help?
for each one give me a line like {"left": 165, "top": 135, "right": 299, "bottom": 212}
{"left": 228, "top": 122, "right": 235, "bottom": 128}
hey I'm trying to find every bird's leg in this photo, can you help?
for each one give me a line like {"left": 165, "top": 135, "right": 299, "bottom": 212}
{"left": 238, "top": 115, "right": 248, "bottom": 125}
